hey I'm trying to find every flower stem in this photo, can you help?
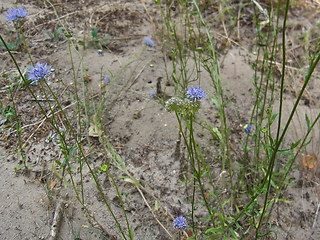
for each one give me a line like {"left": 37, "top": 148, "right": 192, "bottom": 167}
{"left": 18, "top": 21, "right": 34, "bottom": 66}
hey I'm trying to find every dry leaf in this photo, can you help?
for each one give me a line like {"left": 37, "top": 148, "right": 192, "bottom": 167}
{"left": 50, "top": 180, "right": 57, "bottom": 190}
{"left": 302, "top": 153, "right": 317, "bottom": 170}
{"left": 88, "top": 124, "right": 102, "bottom": 137}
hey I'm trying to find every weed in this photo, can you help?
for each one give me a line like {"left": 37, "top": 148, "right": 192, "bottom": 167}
{"left": 45, "top": 27, "right": 65, "bottom": 41}
{"left": 1, "top": 0, "right": 320, "bottom": 239}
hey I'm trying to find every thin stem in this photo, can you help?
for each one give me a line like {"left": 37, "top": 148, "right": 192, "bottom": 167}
{"left": 189, "top": 119, "right": 213, "bottom": 218}
{"left": 256, "top": 3, "right": 320, "bottom": 236}
{"left": 107, "top": 170, "right": 133, "bottom": 239}
{"left": 67, "top": 39, "right": 85, "bottom": 203}
{"left": 9, "top": 86, "right": 26, "bottom": 168}
{"left": 175, "top": 112, "right": 197, "bottom": 234}
{"left": 19, "top": 21, "right": 34, "bottom": 66}
{"left": 192, "top": 0, "right": 232, "bottom": 203}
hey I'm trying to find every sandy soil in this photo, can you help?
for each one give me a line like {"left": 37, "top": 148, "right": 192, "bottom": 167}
{"left": 0, "top": 0, "right": 319, "bottom": 239}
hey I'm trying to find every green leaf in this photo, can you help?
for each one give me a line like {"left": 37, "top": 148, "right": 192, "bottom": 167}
{"left": 270, "top": 112, "right": 278, "bottom": 125}
{"left": 205, "top": 227, "right": 224, "bottom": 234}
{"left": 305, "top": 114, "right": 310, "bottom": 131}
{"left": 211, "top": 96, "right": 221, "bottom": 110}
{"left": 276, "top": 198, "right": 292, "bottom": 204}
{"left": 65, "top": 33, "right": 72, "bottom": 38}
{"left": 77, "top": 40, "right": 85, "bottom": 46}
{"left": 154, "top": 200, "right": 159, "bottom": 211}
{"left": 0, "top": 41, "right": 17, "bottom": 51}
{"left": 278, "top": 149, "right": 293, "bottom": 156}
{"left": 56, "top": 27, "right": 63, "bottom": 34}
{"left": 211, "top": 127, "right": 222, "bottom": 141}
{"left": 91, "top": 28, "right": 98, "bottom": 39}
{"left": 291, "top": 139, "right": 301, "bottom": 149}
{"left": 128, "top": 226, "right": 134, "bottom": 239}
{"left": 229, "top": 227, "right": 240, "bottom": 238}
{"left": 100, "top": 164, "right": 109, "bottom": 172}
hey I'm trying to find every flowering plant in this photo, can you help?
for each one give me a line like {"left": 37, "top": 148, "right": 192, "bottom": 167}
{"left": 173, "top": 216, "right": 187, "bottom": 229}
{"left": 6, "top": 8, "right": 28, "bottom": 22}
{"left": 27, "top": 62, "right": 52, "bottom": 85}
{"left": 144, "top": 37, "right": 155, "bottom": 47}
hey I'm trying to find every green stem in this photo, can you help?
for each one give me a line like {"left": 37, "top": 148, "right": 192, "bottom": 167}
{"left": 189, "top": 119, "right": 214, "bottom": 219}
{"left": 107, "top": 170, "right": 133, "bottom": 239}
{"left": 175, "top": 112, "right": 197, "bottom": 235}
{"left": 18, "top": 21, "right": 34, "bottom": 66}
{"left": 255, "top": 0, "right": 289, "bottom": 237}
{"left": 67, "top": 39, "right": 85, "bottom": 203}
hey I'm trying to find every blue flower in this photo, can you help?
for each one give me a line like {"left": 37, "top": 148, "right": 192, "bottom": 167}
{"left": 97, "top": 49, "right": 103, "bottom": 56}
{"left": 173, "top": 216, "right": 187, "bottom": 229}
{"left": 244, "top": 124, "right": 252, "bottom": 134}
{"left": 5, "top": 8, "right": 28, "bottom": 22}
{"left": 144, "top": 37, "right": 155, "bottom": 47}
{"left": 27, "top": 62, "right": 52, "bottom": 85}
{"left": 186, "top": 87, "right": 206, "bottom": 101}
{"left": 149, "top": 90, "right": 156, "bottom": 99}
{"left": 104, "top": 76, "right": 110, "bottom": 84}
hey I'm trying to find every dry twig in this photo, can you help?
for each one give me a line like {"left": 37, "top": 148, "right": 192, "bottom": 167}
{"left": 47, "top": 200, "right": 65, "bottom": 240}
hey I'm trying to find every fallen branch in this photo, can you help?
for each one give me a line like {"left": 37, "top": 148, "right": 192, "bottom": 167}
{"left": 136, "top": 186, "right": 174, "bottom": 240}
{"left": 48, "top": 200, "right": 65, "bottom": 240}
{"left": 312, "top": 202, "right": 320, "bottom": 228}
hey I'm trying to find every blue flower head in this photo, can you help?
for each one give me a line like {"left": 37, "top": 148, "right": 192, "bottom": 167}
{"left": 186, "top": 87, "right": 206, "bottom": 101}
{"left": 97, "top": 49, "right": 103, "bottom": 56}
{"left": 144, "top": 37, "right": 155, "bottom": 47}
{"left": 149, "top": 90, "right": 156, "bottom": 99}
{"left": 244, "top": 124, "right": 252, "bottom": 134}
{"left": 6, "top": 8, "right": 28, "bottom": 22}
{"left": 104, "top": 76, "right": 110, "bottom": 84}
{"left": 173, "top": 216, "right": 187, "bottom": 229}
{"left": 27, "top": 62, "right": 52, "bottom": 85}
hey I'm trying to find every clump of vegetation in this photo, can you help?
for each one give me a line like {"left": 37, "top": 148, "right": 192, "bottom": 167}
{"left": 1, "top": 0, "right": 320, "bottom": 239}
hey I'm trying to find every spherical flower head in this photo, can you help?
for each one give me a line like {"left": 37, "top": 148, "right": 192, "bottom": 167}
{"left": 173, "top": 216, "right": 187, "bottom": 229}
{"left": 104, "top": 76, "right": 110, "bottom": 84}
{"left": 186, "top": 87, "right": 206, "bottom": 101}
{"left": 244, "top": 124, "right": 252, "bottom": 134}
{"left": 149, "top": 90, "right": 156, "bottom": 99}
{"left": 5, "top": 8, "right": 28, "bottom": 22}
{"left": 27, "top": 62, "right": 52, "bottom": 85}
{"left": 144, "top": 37, "right": 155, "bottom": 47}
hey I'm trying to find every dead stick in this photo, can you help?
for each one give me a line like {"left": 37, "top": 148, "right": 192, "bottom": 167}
{"left": 48, "top": 200, "right": 65, "bottom": 240}
{"left": 312, "top": 202, "right": 320, "bottom": 228}
{"left": 136, "top": 187, "right": 174, "bottom": 240}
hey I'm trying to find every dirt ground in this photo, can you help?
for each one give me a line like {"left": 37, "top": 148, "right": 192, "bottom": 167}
{"left": 0, "top": 0, "right": 320, "bottom": 239}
